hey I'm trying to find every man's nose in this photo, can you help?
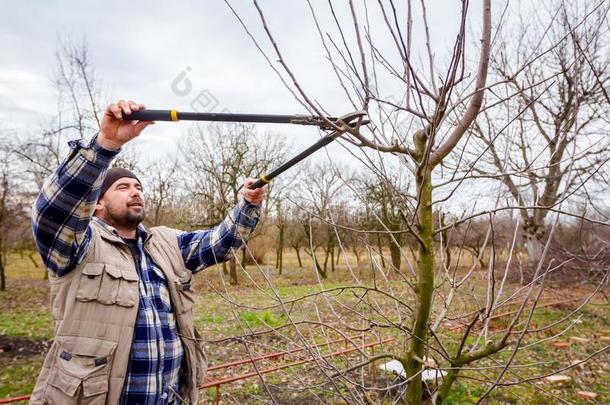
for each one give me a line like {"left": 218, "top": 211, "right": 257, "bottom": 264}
{"left": 130, "top": 186, "right": 143, "bottom": 197}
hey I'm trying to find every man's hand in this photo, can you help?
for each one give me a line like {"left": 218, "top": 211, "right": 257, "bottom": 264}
{"left": 241, "top": 179, "right": 267, "bottom": 205}
{"left": 97, "top": 100, "right": 154, "bottom": 150}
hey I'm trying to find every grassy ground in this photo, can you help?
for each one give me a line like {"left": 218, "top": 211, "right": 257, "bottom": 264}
{"left": 0, "top": 250, "right": 608, "bottom": 404}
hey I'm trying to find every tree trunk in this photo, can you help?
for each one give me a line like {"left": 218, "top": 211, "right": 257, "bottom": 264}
{"left": 317, "top": 262, "right": 327, "bottom": 279}
{"left": 294, "top": 247, "right": 302, "bottom": 267}
{"left": 440, "top": 213, "right": 452, "bottom": 269}
{"left": 229, "top": 257, "right": 238, "bottom": 285}
{"left": 525, "top": 233, "right": 544, "bottom": 265}
{"left": 277, "top": 246, "right": 283, "bottom": 275}
{"left": 241, "top": 245, "right": 247, "bottom": 270}
{"left": 277, "top": 225, "right": 284, "bottom": 275}
{"left": 405, "top": 137, "right": 435, "bottom": 405}
{"left": 389, "top": 241, "right": 401, "bottom": 271}
{"left": 0, "top": 250, "right": 5, "bottom": 291}
{"left": 353, "top": 245, "right": 361, "bottom": 270}
{"left": 470, "top": 246, "right": 486, "bottom": 268}
{"left": 311, "top": 249, "right": 327, "bottom": 279}
{"left": 523, "top": 217, "right": 545, "bottom": 260}
{"left": 222, "top": 262, "right": 228, "bottom": 275}
{"left": 0, "top": 236, "right": 7, "bottom": 290}
{"left": 376, "top": 233, "right": 386, "bottom": 269}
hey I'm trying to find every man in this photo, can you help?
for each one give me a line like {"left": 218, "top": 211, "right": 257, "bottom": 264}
{"left": 30, "top": 100, "right": 266, "bottom": 405}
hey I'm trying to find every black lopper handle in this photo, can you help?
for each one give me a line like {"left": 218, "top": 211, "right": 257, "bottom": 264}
{"left": 122, "top": 109, "right": 176, "bottom": 121}
{"left": 247, "top": 134, "right": 337, "bottom": 189}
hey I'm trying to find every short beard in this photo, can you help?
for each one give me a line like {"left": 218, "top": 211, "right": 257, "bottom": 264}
{"left": 107, "top": 207, "right": 146, "bottom": 230}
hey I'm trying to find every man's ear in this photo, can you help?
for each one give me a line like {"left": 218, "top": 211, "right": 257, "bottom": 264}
{"left": 94, "top": 199, "right": 104, "bottom": 216}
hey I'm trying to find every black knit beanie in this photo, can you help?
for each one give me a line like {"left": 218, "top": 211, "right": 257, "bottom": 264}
{"left": 99, "top": 167, "right": 141, "bottom": 198}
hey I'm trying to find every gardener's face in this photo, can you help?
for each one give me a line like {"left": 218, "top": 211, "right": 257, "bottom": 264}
{"left": 95, "top": 177, "right": 145, "bottom": 229}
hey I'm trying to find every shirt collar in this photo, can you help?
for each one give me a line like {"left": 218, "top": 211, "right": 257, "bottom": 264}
{"left": 93, "top": 217, "right": 152, "bottom": 243}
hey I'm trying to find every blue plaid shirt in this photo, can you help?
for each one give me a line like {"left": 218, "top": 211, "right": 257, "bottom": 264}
{"left": 32, "top": 135, "right": 260, "bottom": 404}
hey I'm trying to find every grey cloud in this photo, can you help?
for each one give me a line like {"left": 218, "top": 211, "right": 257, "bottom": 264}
{"left": 2, "top": 0, "right": 485, "bottom": 162}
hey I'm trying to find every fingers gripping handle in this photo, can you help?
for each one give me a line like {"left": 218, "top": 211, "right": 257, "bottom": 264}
{"left": 249, "top": 177, "right": 270, "bottom": 190}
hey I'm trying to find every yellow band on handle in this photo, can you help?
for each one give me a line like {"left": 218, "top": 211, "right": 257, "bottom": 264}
{"left": 170, "top": 110, "right": 179, "bottom": 121}
{"left": 260, "top": 175, "right": 270, "bottom": 184}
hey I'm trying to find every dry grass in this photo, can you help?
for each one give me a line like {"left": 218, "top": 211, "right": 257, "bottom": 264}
{"left": 1, "top": 249, "right": 608, "bottom": 404}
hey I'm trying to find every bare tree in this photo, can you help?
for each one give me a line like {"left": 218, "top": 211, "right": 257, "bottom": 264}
{"left": 215, "top": 1, "right": 609, "bottom": 404}
{"left": 223, "top": 0, "right": 495, "bottom": 402}
{"left": 356, "top": 168, "right": 412, "bottom": 272}
{"left": 53, "top": 37, "right": 103, "bottom": 139}
{"left": 17, "top": 38, "right": 115, "bottom": 189}
{"left": 0, "top": 133, "right": 35, "bottom": 290}
{"left": 0, "top": 141, "right": 11, "bottom": 291}
{"left": 471, "top": 2, "right": 610, "bottom": 266}
{"left": 140, "top": 158, "right": 181, "bottom": 227}
{"left": 296, "top": 162, "right": 352, "bottom": 279}
{"left": 274, "top": 199, "right": 286, "bottom": 274}
{"left": 284, "top": 205, "right": 308, "bottom": 268}
{"left": 180, "top": 123, "right": 287, "bottom": 284}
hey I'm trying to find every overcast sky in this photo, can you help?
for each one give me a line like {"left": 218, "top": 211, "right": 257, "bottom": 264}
{"left": 3, "top": 1, "right": 603, "bottom": 216}
{"left": 2, "top": 1, "right": 486, "bottom": 156}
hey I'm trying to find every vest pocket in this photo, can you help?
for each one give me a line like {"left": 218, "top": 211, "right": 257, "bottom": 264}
{"left": 44, "top": 336, "right": 116, "bottom": 404}
{"left": 75, "top": 264, "right": 104, "bottom": 302}
{"left": 76, "top": 264, "right": 138, "bottom": 307}
{"left": 116, "top": 270, "right": 139, "bottom": 307}
{"left": 174, "top": 272, "right": 196, "bottom": 314}
{"left": 97, "top": 266, "right": 120, "bottom": 305}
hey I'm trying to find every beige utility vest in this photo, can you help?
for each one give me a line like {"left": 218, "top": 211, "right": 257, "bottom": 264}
{"left": 30, "top": 221, "right": 207, "bottom": 404}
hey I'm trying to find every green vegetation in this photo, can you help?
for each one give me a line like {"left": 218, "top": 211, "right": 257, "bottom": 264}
{"left": 0, "top": 252, "right": 608, "bottom": 404}
{"left": 239, "top": 310, "right": 285, "bottom": 328}
{"left": 0, "top": 311, "right": 54, "bottom": 340}
{"left": 0, "top": 358, "right": 43, "bottom": 397}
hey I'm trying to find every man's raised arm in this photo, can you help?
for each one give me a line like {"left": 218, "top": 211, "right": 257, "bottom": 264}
{"left": 178, "top": 178, "right": 266, "bottom": 272}
{"left": 31, "top": 100, "right": 153, "bottom": 275}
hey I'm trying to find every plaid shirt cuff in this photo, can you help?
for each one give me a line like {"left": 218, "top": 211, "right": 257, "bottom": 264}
{"left": 67, "top": 133, "right": 121, "bottom": 166}
{"left": 234, "top": 198, "right": 261, "bottom": 227}
{"left": 178, "top": 198, "right": 261, "bottom": 273}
